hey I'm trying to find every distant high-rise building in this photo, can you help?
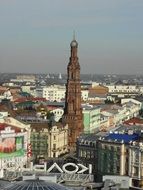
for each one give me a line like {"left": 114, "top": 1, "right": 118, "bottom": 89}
{"left": 63, "top": 37, "right": 83, "bottom": 148}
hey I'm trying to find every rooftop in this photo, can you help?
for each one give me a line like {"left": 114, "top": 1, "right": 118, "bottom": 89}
{"left": 0, "top": 123, "right": 25, "bottom": 133}
{"left": 124, "top": 117, "right": 143, "bottom": 125}
{"left": 1, "top": 180, "right": 71, "bottom": 190}
{"left": 82, "top": 105, "right": 100, "bottom": 111}
{"left": 47, "top": 101, "right": 65, "bottom": 107}
{"left": 78, "top": 132, "right": 107, "bottom": 143}
{"left": 105, "top": 133, "right": 139, "bottom": 143}
{"left": 14, "top": 97, "right": 47, "bottom": 103}
{"left": 110, "top": 124, "right": 143, "bottom": 133}
{"left": 16, "top": 115, "right": 49, "bottom": 123}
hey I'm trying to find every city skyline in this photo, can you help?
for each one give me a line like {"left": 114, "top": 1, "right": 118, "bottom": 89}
{"left": 0, "top": 0, "right": 143, "bottom": 75}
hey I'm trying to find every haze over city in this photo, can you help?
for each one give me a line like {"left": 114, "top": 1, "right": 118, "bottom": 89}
{"left": 0, "top": 0, "right": 143, "bottom": 74}
{"left": 1, "top": 1, "right": 143, "bottom": 189}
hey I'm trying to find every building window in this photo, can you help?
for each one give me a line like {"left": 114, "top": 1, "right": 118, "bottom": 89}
{"left": 82, "top": 150, "right": 86, "bottom": 158}
{"left": 116, "top": 166, "right": 120, "bottom": 174}
{"left": 87, "top": 151, "right": 91, "bottom": 159}
{"left": 111, "top": 146, "right": 114, "bottom": 151}
{"left": 91, "top": 151, "right": 94, "bottom": 158}
{"left": 53, "top": 144, "right": 56, "bottom": 150}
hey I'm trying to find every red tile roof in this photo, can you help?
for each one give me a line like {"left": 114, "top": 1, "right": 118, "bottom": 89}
{"left": 14, "top": 97, "right": 46, "bottom": 103}
{"left": 124, "top": 117, "right": 143, "bottom": 125}
{"left": 0, "top": 123, "right": 24, "bottom": 133}
{"left": 47, "top": 106, "right": 58, "bottom": 111}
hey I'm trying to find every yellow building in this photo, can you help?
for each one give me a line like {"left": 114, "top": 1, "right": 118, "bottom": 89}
{"left": 30, "top": 121, "right": 68, "bottom": 161}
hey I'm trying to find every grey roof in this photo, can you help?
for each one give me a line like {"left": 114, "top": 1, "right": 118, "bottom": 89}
{"left": 78, "top": 132, "right": 107, "bottom": 143}
{"left": 2, "top": 180, "right": 71, "bottom": 190}
{"left": 112, "top": 124, "right": 143, "bottom": 133}
{"left": 16, "top": 115, "right": 49, "bottom": 123}
{"left": 47, "top": 101, "right": 65, "bottom": 107}
{"left": 0, "top": 180, "right": 11, "bottom": 189}
{"left": 82, "top": 105, "right": 100, "bottom": 111}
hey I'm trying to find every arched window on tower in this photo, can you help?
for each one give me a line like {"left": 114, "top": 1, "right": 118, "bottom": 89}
{"left": 69, "top": 72, "right": 71, "bottom": 80}
{"left": 76, "top": 70, "right": 79, "bottom": 79}
{"left": 70, "top": 72, "right": 74, "bottom": 79}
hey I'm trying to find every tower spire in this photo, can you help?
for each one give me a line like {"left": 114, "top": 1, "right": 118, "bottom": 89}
{"left": 73, "top": 30, "right": 75, "bottom": 41}
{"left": 70, "top": 31, "right": 78, "bottom": 48}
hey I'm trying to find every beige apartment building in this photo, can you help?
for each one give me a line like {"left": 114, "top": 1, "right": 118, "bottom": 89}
{"left": 48, "top": 123, "right": 68, "bottom": 158}
{"left": 30, "top": 121, "right": 68, "bottom": 160}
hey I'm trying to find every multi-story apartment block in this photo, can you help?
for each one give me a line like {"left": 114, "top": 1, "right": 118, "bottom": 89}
{"left": 77, "top": 129, "right": 139, "bottom": 179}
{"left": 106, "top": 84, "right": 139, "bottom": 94}
{"left": 82, "top": 105, "right": 100, "bottom": 133}
{"left": 21, "top": 85, "right": 36, "bottom": 97}
{"left": 76, "top": 134, "right": 99, "bottom": 179}
{"left": 11, "top": 75, "right": 36, "bottom": 83}
{"left": 23, "top": 117, "right": 69, "bottom": 160}
{"left": 100, "top": 99, "right": 141, "bottom": 130}
{"left": 129, "top": 141, "right": 143, "bottom": 189}
{"left": 43, "top": 85, "right": 66, "bottom": 102}
{"left": 48, "top": 123, "right": 68, "bottom": 158}
{"left": 43, "top": 85, "right": 89, "bottom": 102}
{"left": 35, "top": 87, "right": 43, "bottom": 97}
{"left": 30, "top": 123, "right": 49, "bottom": 161}
{"left": 98, "top": 133, "right": 139, "bottom": 180}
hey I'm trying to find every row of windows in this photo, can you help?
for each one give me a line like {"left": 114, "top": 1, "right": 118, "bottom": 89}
{"left": 111, "top": 90, "right": 137, "bottom": 92}
{"left": 43, "top": 92, "right": 88, "bottom": 97}
{"left": 3, "top": 157, "right": 23, "bottom": 163}
{"left": 53, "top": 111, "right": 63, "bottom": 114}
{"left": 99, "top": 155, "right": 120, "bottom": 174}
{"left": 79, "top": 150, "right": 95, "bottom": 159}
{"left": 31, "top": 135, "right": 48, "bottom": 139}
{"left": 31, "top": 143, "right": 47, "bottom": 146}
{"left": 101, "top": 144, "right": 121, "bottom": 152}
{"left": 43, "top": 92, "right": 65, "bottom": 95}
{"left": 100, "top": 165, "right": 120, "bottom": 174}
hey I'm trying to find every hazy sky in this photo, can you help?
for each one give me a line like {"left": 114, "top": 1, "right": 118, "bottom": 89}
{"left": 0, "top": 0, "right": 143, "bottom": 74}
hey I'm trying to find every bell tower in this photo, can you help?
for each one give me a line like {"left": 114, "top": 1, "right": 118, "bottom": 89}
{"left": 63, "top": 36, "right": 83, "bottom": 148}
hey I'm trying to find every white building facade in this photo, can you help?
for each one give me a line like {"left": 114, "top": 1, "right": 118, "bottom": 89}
{"left": 106, "top": 84, "right": 139, "bottom": 94}
{"left": 43, "top": 85, "right": 89, "bottom": 102}
{"left": 50, "top": 108, "right": 64, "bottom": 122}
{"left": 48, "top": 124, "right": 68, "bottom": 158}
{"left": 43, "top": 85, "right": 66, "bottom": 102}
